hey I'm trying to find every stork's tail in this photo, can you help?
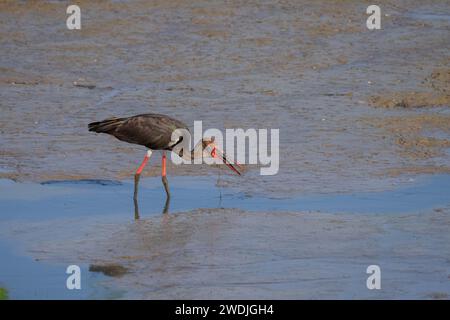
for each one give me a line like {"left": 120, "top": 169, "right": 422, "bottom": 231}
{"left": 88, "top": 117, "right": 125, "bottom": 134}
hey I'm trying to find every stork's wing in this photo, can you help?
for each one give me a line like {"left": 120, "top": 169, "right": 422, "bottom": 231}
{"left": 108, "top": 113, "right": 188, "bottom": 150}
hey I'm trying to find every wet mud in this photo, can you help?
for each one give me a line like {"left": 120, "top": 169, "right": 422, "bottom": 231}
{"left": 89, "top": 264, "right": 129, "bottom": 278}
{"left": 0, "top": 0, "right": 449, "bottom": 197}
{"left": 1, "top": 0, "right": 450, "bottom": 299}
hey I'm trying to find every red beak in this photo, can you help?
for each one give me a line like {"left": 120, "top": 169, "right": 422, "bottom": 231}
{"left": 210, "top": 147, "right": 241, "bottom": 175}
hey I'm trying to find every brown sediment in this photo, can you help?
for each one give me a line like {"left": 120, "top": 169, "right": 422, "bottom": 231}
{"left": 367, "top": 114, "right": 450, "bottom": 159}
{"left": 370, "top": 114, "right": 450, "bottom": 133}
{"left": 393, "top": 136, "right": 450, "bottom": 159}
{"left": 369, "top": 68, "right": 450, "bottom": 108}
{"left": 369, "top": 91, "right": 450, "bottom": 108}
{"left": 425, "top": 68, "right": 450, "bottom": 94}
{"left": 89, "top": 264, "right": 129, "bottom": 277}
{"left": 384, "top": 166, "right": 450, "bottom": 177}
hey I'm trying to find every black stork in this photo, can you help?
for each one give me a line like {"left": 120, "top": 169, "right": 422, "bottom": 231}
{"left": 88, "top": 113, "right": 241, "bottom": 215}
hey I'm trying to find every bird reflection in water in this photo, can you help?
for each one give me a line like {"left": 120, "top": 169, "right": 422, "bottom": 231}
{"left": 134, "top": 193, "right": 170, "bottom": 220}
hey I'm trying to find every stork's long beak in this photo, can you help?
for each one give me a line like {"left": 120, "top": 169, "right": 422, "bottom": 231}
{"left": 209, "top": 146, "right": 241, "bottom": 175}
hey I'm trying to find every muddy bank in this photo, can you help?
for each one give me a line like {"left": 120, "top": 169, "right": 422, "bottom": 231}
{"left": 426, "top": 67, "right": 450, "bottom": 95}
{"left": 369, "top": 68, "right": 450, "bottom": 108}
{"left": 369, "top": 91, "right": 450, "bottom": 108}
{"left": 366, "top": 66, "right": 450, "bottom": 165}
{"left": 364, "top": 114, "right": 450, "bottom": 161}
{"left": 1, "top": 0, "right": 450, "bottom": 197}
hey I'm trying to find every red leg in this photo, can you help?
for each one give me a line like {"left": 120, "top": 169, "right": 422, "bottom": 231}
{"left": 134, "top": 150, "right": 152, "bottom": 201}
{"left": 136, "top": 154, "right": 150, "bottom": 175}
{"left": 162, "top": 152, "right": 167, "bottom": 177}
{"left": 161, "top": 152, "right": 170, "bottom": 198}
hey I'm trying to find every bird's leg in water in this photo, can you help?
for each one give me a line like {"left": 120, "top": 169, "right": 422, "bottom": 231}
{"left": 134, "top": 150, "right": 152, "bottom": 201}
{"left": 162, "top": 196, "right": 170, "bottom": 214}
{"left": 134, "top": 197, "right": 140, "bottom": 220}
{"left": 161, "top": 151, "right": 171, "bottom": 200}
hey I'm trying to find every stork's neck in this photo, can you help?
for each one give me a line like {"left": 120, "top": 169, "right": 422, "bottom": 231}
{"left": 177, "top": 140, "right": 206, "bottom": 161}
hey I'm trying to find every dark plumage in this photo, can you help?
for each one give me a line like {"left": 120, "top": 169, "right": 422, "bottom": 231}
{"left": 88, "top": 113, "right": 188, "bottom": 150}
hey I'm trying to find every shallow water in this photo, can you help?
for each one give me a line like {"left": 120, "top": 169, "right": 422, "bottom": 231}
{"left": 1, "top": 0, "right": 449, "bottom": 197}
{"left": 1, "top": 174, "right": 450, "bottom": 220}
{"left": 0, "top": 241, "right": 118, "bottom": 299}
{"left": 0, "top": 175, "right": 449, "bottom": 299}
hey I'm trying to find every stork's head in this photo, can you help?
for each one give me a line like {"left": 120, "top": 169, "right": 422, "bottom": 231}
{"left": 193, "top": 137, "right": 242, "bottom": 175}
